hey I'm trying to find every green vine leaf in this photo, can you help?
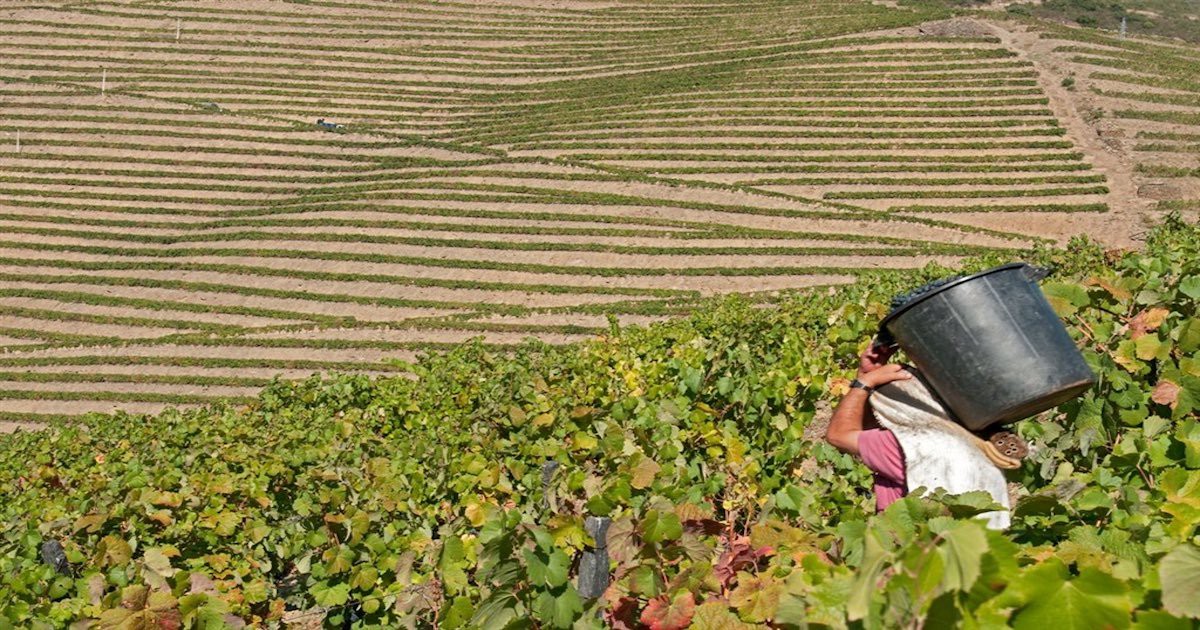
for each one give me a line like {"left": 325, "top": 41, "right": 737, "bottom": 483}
{"left": 932, "top": 518, "right": 988, "bottom": 592}
{"left": 1011, "top": 561, "right": 1132, "bottom": 630}
{"left": 1159, "top": 544, "right": 1200, "bottom": 619}
{"left": 640, "top": 511, "right": 683, "bottom": 544}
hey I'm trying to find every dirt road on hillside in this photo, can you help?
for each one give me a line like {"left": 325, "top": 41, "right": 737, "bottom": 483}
{"left": 981, "top": 19, "right": 1153, "bottom": 247}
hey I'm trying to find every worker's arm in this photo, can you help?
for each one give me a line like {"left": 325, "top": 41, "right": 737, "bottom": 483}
{"left": 825, "top": 344, "right": 911, "bottom": 456}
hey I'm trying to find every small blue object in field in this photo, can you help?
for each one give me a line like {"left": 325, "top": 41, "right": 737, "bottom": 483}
{"left": 316, "top": 118, "right": 344, "bottom": 131}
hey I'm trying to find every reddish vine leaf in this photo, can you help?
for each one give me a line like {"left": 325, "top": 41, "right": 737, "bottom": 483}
{"left": 640, "top": 592, "right": 696, "bottom": 630}
{"left": 715, "top": 536, "right": 772, "bottom": 588}
{"left": 827, "top": 377, "right": 851, "bottom": 397}
{"left": 630, "top": 456, "right": 661, "bottom": 490}
{"left": 188, "top": 573, "right": 217, "bottom": 595}
{"left": 73, "top": 513, "right": 107, "bottom": 533}
{"left": 606, "top": 516, "right": 639, "bottom": 567}
{"left": 682, "top": 517, "right": 724, "bottom": 536}
{"left": 147, "top": 592, "right": 184, "bottom": 630}
{"left": 674, "top": 501, "right": 714, "bottom": 522}
{"left": 1152, "top": 380, "right": 1181, "bottom": 408}
{"left": 606, "top": 596, "right": 641, "bottom": 630}
{"left": 86, "top": 575, "right": 105, "bottom": 605}
{"left": 148, "top": 510, "right": 174, "bottom": 527}
{"left": 1085, "top": 276, "right": 1132, "bottom": 301}
{"left": 1129, "top": 307, "right": 1171, "bottom": 339}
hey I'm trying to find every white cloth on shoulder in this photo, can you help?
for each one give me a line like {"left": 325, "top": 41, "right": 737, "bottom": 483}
{"left": 870, "top": 369, "right": 1011, "bottom": 530}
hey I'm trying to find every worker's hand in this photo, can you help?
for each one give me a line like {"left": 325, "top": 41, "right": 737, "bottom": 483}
{"left": 858, "top": 363, "right": 912, "bottom": 389}
{"left": 857, "top": 342, "right": 897, "bottom": 377}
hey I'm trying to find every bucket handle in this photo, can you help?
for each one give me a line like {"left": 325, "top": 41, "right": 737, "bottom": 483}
{"left": 1022, "top": 264, "right": 1053, "bottom": 283}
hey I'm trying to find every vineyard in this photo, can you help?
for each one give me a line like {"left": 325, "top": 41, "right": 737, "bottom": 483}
{"left": 1030, "top": 18, "right": 1200, "bottom": 214}
{"left": 2, "top": 0, "right": 1177, "bottom": 420}
{"left": 2, "top": 0, "right": 1200, "bottom": 627}
{"left": 1, "top": 212, "right": 1197, "bottom": 627}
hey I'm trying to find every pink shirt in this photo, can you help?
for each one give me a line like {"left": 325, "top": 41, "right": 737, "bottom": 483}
{"left": 858, "top": 428, "right": 907, "bottom": 512}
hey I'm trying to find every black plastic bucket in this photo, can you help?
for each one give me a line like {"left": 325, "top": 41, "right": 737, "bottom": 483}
{"left": 879, "top": 263, "right": 1095, "bottom": 431}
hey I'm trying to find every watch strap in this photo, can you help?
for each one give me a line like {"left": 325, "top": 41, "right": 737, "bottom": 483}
{"left": 850, "top": 378, "right": 875, "bottom": 393}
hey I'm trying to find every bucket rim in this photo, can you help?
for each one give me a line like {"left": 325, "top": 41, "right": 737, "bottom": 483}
{"left": 879, "top": 262, "right": 1031, "bottom": 332}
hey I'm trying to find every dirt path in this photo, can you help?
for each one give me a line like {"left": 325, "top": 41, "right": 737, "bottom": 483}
{"left": 0, "top": 420, "right": 46, "bottom": 434}
{"left": 0, "top": 400, "right": 196, "bottom": 417}
{"left": 0, "top": 343, "right": 418, "bottom": 363}
{"left": 981, "top": 19, "right": 1152, "bottom": 247}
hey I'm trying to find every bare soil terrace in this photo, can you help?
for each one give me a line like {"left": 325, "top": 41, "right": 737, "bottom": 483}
{"left": 0, "top": 1, "right": 1180, "bottom": 419}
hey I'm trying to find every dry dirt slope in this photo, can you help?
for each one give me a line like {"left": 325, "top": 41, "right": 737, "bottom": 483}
{"left": 0, "top": 0, "right": 1187, "bottom": 423}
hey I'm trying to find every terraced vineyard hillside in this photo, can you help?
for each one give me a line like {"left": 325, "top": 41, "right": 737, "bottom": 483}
{"left": 0, "top": 0, "right": 1184, "bottom": 421}
{"left": 1029, "top": 20, "right": 1200, "bottom": 215}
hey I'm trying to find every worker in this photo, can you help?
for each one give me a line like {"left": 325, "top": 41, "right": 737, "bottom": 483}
{"left": 824, "top": 342, "right": 912, "bottom": 512}
{"left": 825, "top": 340, "right": 1028, "bottom": 518}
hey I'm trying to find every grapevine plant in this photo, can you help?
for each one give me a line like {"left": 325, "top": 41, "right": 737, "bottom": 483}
{"left": 1, "top": 217, "right": 1198, "bottom": 628}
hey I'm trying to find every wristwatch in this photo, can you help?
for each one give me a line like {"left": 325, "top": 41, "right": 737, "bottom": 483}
{"left": 850, "top": 379, "right": 875, "bottom": 393}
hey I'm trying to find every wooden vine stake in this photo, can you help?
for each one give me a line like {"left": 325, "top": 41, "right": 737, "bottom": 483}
{"left": 176, "top": 18, "right": 181, "bottom": 42}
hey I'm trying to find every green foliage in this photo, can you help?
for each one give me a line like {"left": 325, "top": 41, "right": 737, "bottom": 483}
{"left": 1010, "top": 0, "right": 1200, "bottom": 43}
{"left": 1, "top": 217, "right": 1198, "bottom": 627}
